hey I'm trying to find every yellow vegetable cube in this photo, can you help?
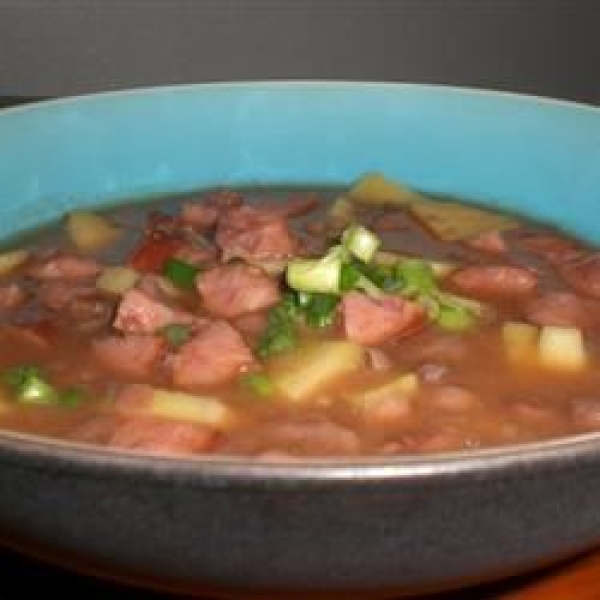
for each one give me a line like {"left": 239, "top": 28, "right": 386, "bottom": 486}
{"left": 0, "top": 249, "right": 28, "bottom": 277}
{"left": 66, "top": 210, "right": 121, "bottom": 252}
{"left": 270, "top": 341, "right": 364, "bottom": 402}
{"left": 538, "top": 326, "right": 588, "bottom": 371}
{"left": 352, "top": 373, "right": 419, "bottom": 408}
{"left": 348, "top": 172, "right": 420, "bottom": 206}
{"left": 96, "top": 266, "right": 140, "bottom": 295}
{"left": 149, "top": 389, "right": 233, "bottom": 427}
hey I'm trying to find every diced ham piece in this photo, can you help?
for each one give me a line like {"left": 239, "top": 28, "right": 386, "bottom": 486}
{"left": 371, "top": 212, "right": 408, "bottom": 233}
{"left": 261, "top": 418, "right": 360, "bottom": 456}
{"left": 170, "top": 320, "right": 254, "bottom": 387}
{"left": 216, "top": 205, "right": 297, "bottom": 262}
{"left": 0, "top": 282, "right": 26, "bottom": 311}
{"left": 572, "top": 397, "right": 600, "bottom": 432}
{"left": 449, "top": 265, "right": 538, "bottom": 297}
{"left": 197, "top": 263, "right": 280, "bottom": 318}
{"left": 522, "top": 291, "right": 600, "bottom": 328}
{"left": 205, "top": 190, "right": 245, "bottom": 210}
{"left": 113, "top": 383, "right": 154, "bottom": 412}
{"left": 38, "top": 280, "right": 98, "bottom": 310}
{"left": 262, "top": 194, "right": 320, "bottom": 218}
{"left": 225, "top": 417, "right": 361, "bottom": 457}
{"left": 92, "top": 334, "right": 164, "bottom": 378}
{"left": 361, "top": 395, "right": 413, "bottom": 429}
{"left": 520, "top": 232, "right": 584, "bottom": 264}
{"left": 180, "top": 203, "right": 219, "bottom": 229}
{"left": 0, "top": 322, "right": 55, "bottom": 352}
{"left": 342, "top": 292, "right": 425, "bottom": 346}
{"left": 466, "top": 230, "right": 507, "bottom": 254}
{"left": 114, "top": 288, "right": 195, "bottom": 334}
{"left": 27, "top": 254, "right": 102, "bottom": 279}
{"left": 559, "top": 252, "right": 600, "bottom": 299}
{"left": 108, "top": 417, "right": 219, "bottom": 455}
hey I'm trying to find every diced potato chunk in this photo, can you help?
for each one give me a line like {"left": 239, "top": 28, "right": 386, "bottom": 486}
{"left": 96, "top": 266, "right": 140, "bottom": 294}
{"left": 0, "top": 249, "right": 28, "bottom": 277}
{"left": 538, "top": 325, "right": 588, "bottom": 370}
{"left": 66, "top": 210, "right": 121, "bottom": 252}
{"left": 270, "top": 341, "right": 364, "bottom": 402}
{"left": 502, "top": 321, "right": 539, "bottom": 363}
{"left": 149, "top": 388, "right": 233, "bottom": 427}
{"left": 409, "top": 197, "right": 519, "bottom": 241}
{"left": 352, "top": 373, "right": 419, "bottom": 408}
{"left": 348, "top": 172, "right": 420, "bottom": 206}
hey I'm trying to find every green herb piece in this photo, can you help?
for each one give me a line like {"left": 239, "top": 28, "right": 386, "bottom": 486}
{"left": 302, "top": 293, "right": 340, "bottom": 328}
{"left": 241, "top": 372, "right": 273, "bottom": 397}
{"left": 162, "top": 257, "right": 200, "bottom": 290}
{"left": 3, "top": 365, "right": 86, "bottom": 408}
{"left": 3, "top": 365, "right": 57, "bottom": 405}
{"left": 339, "top": 263, "right": 361, "bottom": 292}
{"left": 257, "top": 296, "right": 299, "bottom": 359}
{"left": 161, "top": 323, "right": 192, "bottom": 348}
{"left": 436, "top": 304, "right": 475, "bottom": 331}
{"left": 395, "top": 259, "right": 437, "bottom": 297}
{"left": 58, "top": 387, "right": 86, "bottom": 407}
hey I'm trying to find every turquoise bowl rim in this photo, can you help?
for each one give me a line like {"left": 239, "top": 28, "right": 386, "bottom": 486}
{"left": 0, "top": 80, "right": 599, "bottom": 241}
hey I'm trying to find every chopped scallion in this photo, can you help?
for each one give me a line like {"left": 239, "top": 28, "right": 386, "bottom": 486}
{"left": 241, "top": 372, "right": 273, "bottom": 397}
{"left": 161, "top": 323, "right": 192, "bottom": 348}
{"left": 286, "top": 254, "right": 342, "bottom": 295}
{"left": 58, "top": 387, "right": 86, "bottom": 407}
{"left": 162, "top": 257, "right": 200, "bottom": 290}
{"left": 2, "top": 365, "right": 86, "bottom": 408}
{"left": 257, "top": 296, "right": 299, "bottom": 359}
{"left": 302, "top": 293, "right": 340, "bottom": 328}
{"left": 342, "top": 224, "right": 380, "bottom": 263}
{"left": 436, "top": 304, "right": 475, "bottom": 331}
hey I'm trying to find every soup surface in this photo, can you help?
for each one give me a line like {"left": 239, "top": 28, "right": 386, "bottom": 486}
{"left": 1, "top": 173, "right": 600, "bottom": 458}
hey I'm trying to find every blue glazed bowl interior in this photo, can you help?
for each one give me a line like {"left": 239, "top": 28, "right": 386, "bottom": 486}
{"left": 0, "top": 82, "right": 599, "bottom": 245}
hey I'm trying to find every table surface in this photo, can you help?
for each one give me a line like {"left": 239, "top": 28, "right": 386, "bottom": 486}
{"left": 2, "top": 545, "right": 600, "bottom": 598}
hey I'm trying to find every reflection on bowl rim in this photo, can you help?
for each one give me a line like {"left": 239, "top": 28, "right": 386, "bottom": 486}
{"left": 1, "top": 426, "right": 600, "bottom": 483}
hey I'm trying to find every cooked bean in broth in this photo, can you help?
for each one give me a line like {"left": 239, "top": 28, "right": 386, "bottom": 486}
{"left": 1, "top": 173, "right": 600, "bottom": 458}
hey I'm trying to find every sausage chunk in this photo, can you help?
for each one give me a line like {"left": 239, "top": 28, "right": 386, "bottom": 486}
{"left": 108, "top": 417, "right": 219, "bottom": 455}
{"left": 27, "top": 253, "right": 102, "bottom": 279}
{"left": 0, "top": 282, "right": 26, "bottom": 311}
{"left": 519, "top": 232, "right": 584, "bottom": 264}
{"left": 342, "top": 292, "right": 425, "bottom": 346}
{"left": 450, "top": 265, "right": 538, "bottom": 297}
{"left": 522, "top": 291, "right": 600, "bottom": 328}
{"left": 170, "top": 320, "right": 254, "bottom": 387}
{"left": 114, "top": 288, "right": 195, "bottom": 334}
{"left": 559, "top": 253, "right": 600, "bottom": 299}
{"left": 216, "top": 206, "right": 297, "bottom": 262}
{"left": 197, "top": 263, "right": 280, "bottom": 318}
{"left": 180, "top": 203, "right": 219, "bottom": 229}
{"left": 92, "top": 334, "right": 164, "bottom": 378}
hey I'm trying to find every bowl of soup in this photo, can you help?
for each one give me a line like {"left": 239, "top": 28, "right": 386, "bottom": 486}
{"left": 0, "top": 82, "right": 599, "bottom": 597}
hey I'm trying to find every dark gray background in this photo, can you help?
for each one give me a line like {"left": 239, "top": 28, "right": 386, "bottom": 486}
{"left": 0, "top": 0, "right": 599, "bottom": 103}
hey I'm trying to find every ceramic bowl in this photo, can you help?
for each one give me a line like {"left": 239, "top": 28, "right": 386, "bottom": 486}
{"left": 0, "top": 82, "right": 599, "bottom": 597}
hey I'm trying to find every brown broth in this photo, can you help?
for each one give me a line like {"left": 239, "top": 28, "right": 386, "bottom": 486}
{"left": 0, "top": 185, "right": 599, "bottom": 458}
